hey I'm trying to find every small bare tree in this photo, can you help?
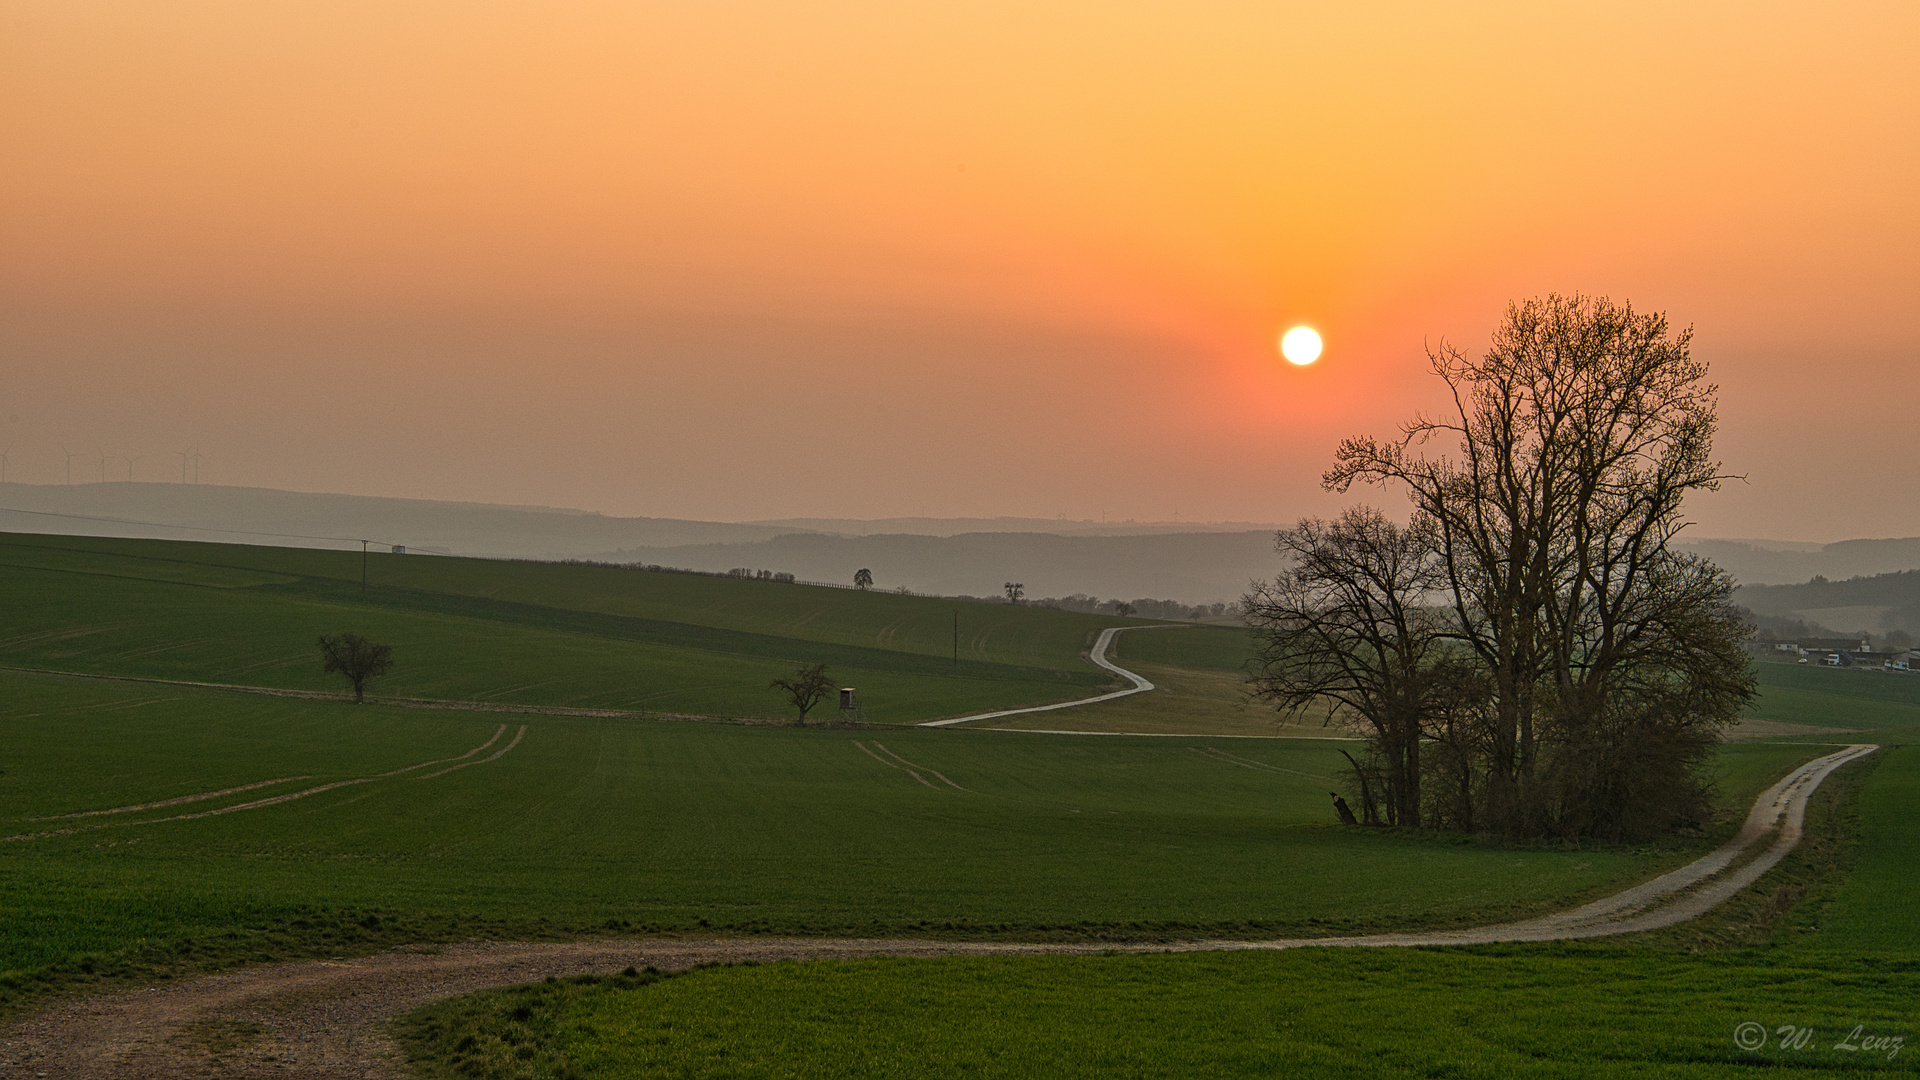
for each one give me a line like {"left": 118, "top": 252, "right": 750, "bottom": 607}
{"left": 853, "top": 568, "right": 874, "bottom": 590}
{"left": 318, "top": 632, "right": 393, "bottom": 703}
{"left": 1244, "top": 508, "right": 1454, "bottom": 828}
{"left": 1004, "top": 582, "right": 1024, "bottom": 605}
{"left": 771, "top": 662, "right": 833, "bottom": 725}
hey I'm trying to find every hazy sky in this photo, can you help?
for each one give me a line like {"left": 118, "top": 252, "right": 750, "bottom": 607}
{"left": 3, "top": 2, "right": 1914, "bottom": 539}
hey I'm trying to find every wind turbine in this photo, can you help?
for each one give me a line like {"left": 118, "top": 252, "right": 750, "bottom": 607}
{"left": 63, "top": 448, "right": 82, "bottom": 485}
{"left": 96, "top": 448, "right": 108, "bottom": 484}
{"left": 0, "top": 445, "right": 11, "bottom": 484}
{"left": 123, "top": 452, "right": 142, "bottom": 482}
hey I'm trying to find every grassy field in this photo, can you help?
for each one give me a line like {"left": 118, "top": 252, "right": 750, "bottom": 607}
{"left": 382, "top": 616, "right": 1920, "bottom": 1079}
{"left": 1743, "top": 660, "right": 1920, "bottom": 739}
{"left": 0, "top": 532, "right": 1124, "bottom": 723}
{"left": 1812, "top": 745, "right": 1920, "bottom": 955}
{"left": 394, "top": 747, "right": 1917, "bottom": 1080}
{"left": 4, "top": 530, "right": 1912, "bottom": 1076}
{"left": 400, "top": 946, "right": 1919, "bottom": 1079}
{"left": 4, "top": 666, "right": 1810, "bottom": 984}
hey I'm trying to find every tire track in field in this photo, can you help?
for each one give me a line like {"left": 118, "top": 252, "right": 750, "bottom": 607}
{"left": 417, "top": 726, "right": 527, "bottom": 780}
{"left": 379, "top": 724, "right": 507, "bottom": 776}
{"left": 0, "top": 665, "right": 637, "bottom": 718}
{"left": 852, "top": 740, "right": 940, "bottom": 790}
{"left": 874, "top": 617, "right": 909, "bottom": 649}
{"left": 1190, "top": 746, "right": 1333, "bottom": 783}
{"left": 32, "top": 776, "right": 317, "bottom": 820}
{"left": 1, "top": 726, "right": 524, "bottom": 844}
{"left": 871, "top": 742, "right": 971, "bottom": 792}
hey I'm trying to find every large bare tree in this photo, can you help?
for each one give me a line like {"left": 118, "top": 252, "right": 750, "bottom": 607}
{"left": 1323, "top": 294, "right": 1754, "bottom": 839}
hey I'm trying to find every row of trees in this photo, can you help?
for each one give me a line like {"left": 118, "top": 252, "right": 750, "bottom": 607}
{"left": 1246, "top": 295, "right": 1755, "bottom": 842}
{"left": 1028, "top": 593, "right": 1238, "bottom": 621}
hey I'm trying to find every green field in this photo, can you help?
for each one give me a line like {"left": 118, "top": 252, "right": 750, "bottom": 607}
{"left": 2, "top": 531, "right": 1912, "bottom": 1076}
{"left": 5, "top": 667, "right": 1812, "bottom": 980}
{"left": 1743, "top": 660, "right": 1920, "bottom": 738}
{"left": 400, "top": 749, "right": 1919, "bottom": 1079}
{"left": 0, "top": 533, "right": 1129, "bottom": 723}
{"left": 401, "top": 946, "right": 1920, "bottom": 1079}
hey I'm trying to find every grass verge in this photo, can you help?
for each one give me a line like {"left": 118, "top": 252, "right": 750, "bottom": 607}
{"left": 393, "top": 948, "right": 1920, "bottom": 1079}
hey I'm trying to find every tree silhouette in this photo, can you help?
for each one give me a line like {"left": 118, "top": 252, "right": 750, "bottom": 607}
{"left": 318, "top": 632, "right": 393, "bottom": 703}
{"left": 1244, "top": 508, "right": 1456, "bottom": 828}
{"left": 770, "top": 662, "right": 833, "bottom": 725}
{"left": 1004, "top": 582, "right": 1024, "bottom": 605}
{"left": 1325, "top": 293, "right": 1752, "bottom": 840}
{"left": 853, "top": 568, "right": 874, "bottom": 590}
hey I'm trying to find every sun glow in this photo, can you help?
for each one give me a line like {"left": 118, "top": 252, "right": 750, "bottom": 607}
{"left": 1280, "top": 326, "right": 1322, "bottom": 366}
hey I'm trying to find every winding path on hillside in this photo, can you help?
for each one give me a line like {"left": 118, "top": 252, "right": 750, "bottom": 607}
{"left": 919, "top": 624, "right": 1176, "bottom": 727}
{"left": 0, "top": 742, "right": 1876, "bottom": 1079}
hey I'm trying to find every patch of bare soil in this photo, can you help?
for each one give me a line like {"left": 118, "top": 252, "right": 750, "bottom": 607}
{"left": 1726, "top": 717, "right": 1865, "bottom": 740}
{"left": 0, "top": 939, "right": 1099, "bottom": 1079}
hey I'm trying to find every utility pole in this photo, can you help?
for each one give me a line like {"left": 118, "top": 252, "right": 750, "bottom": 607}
{"left": 953, "top": 610, "right": 958, "bottom": 667}
{"left": 361, "top": 540, "right": 369, "bottom": 592}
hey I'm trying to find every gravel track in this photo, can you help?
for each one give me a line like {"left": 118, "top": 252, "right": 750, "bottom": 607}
{"left": 918, "top": 624, "right": 1176, "bottom": 727}
{"left": 0, "top": 742, "right": 1874, "bottom": 1078}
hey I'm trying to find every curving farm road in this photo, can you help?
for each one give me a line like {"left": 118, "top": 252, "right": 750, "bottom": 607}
{"left": 919, "top": 624, "right": 1172, "bottom": 727}
{"left": 0, "top": 742, "right": 1876, "bottom": 1079}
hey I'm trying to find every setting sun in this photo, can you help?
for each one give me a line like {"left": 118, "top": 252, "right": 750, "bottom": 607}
{"left": 1280, "top": 326, "right": 1323, "bottom": 366}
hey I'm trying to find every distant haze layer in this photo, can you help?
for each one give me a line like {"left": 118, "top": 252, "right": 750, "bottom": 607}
{"left": 0, "top": 482, "right": 1282, "bottom": 602}
{"left": 3, "top": 483, "right": 1912, "bottom": 605}
{"left": 597, "top": 531, "right": 1284, "bottom": 604}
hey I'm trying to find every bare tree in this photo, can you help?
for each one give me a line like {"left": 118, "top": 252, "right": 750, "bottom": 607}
{"left": 1325, "top": 294, "right": 1754, "bottom": 839}
{"left": 770, "top": 662, "right": 833, "bottom": 725}
{"left": 1245, "top": 508, "right": 1454, "bottom": 827}
{"left": 318, "top": 632, "right": 393, "bottom": 703}
{"left": 1004, "top": 582, "right": 1024, "bottom": 605}
{"left": 853, "top": 568, "right": 874, "bottom": 590}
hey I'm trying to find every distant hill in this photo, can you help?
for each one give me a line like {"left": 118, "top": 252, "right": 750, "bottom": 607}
{"left": 591, "top": 530, "right": 1284, "bottom": 604}
{"left": 36, "top": 481, "right": 1919, "bottom": 605}
{"left": 1680, "top": 537, "right": 1920, "bottom": 586}
{"left": 746, "top": 516, "right": 1284, "bottom": 538}
{"left": 0, "top": 482, "right": 1285, "bottom": 604}
{"left": 0, "top": 482, "right": 791, "bottom": 558}
{"left": 1737, "top": 570, "right": 1920, "bottom": 637}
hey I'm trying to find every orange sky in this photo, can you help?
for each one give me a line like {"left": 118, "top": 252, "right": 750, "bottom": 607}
{"left": 2, "top": 1, "right": 1915, "bottom": 538}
